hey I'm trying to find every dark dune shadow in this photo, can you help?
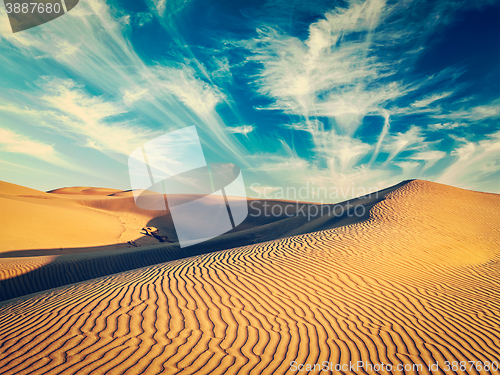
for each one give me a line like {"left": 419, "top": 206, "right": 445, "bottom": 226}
{"left": 0, "top": 180, "right": 411, "bottom": 303}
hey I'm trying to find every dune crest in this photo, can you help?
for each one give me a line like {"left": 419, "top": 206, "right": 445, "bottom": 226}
{"left": 47, "top": 187, "right": 124, "bottom": 196}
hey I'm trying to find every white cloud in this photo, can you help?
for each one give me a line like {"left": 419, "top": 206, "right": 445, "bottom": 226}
{"left": 249, "top": 154, "right": 309, "bottom": 173}
{"left": 0, "top": 128, "right": 71, "bottom": 168}
{"left": 0, "top": 0, "right": 249, "bottom": 166}
{"left": 369, "top": 109, "right": 390, "bottom": 164}
{"left": 471, "top": 104, "right": 500, "bottom": 119}
{"left": 394, "top": 161, "right": 421, "bottom": 178}
{"left": 432, "top": 99, "right": 500, "bottom": 122}
{"left": 382, "top": 126, "right": 425, "bottom": 165}
{"left": 227, "top": 125, "right": 254, "bottom": 136}
{"left": 428, "top": 122, "right": 464, "bottom": 131}
{"left": 411, "top": 91, "right": 453, "bottom": 108}
{"left": 0, "top": 129, "right": 54, "bottom": 157}
{"left": 122, "top": 87, "right": 152, "bottom": 106}
{"left": 150, "top": 66, "right": 225, "bottom": 122}
{"left": 143, "top": 65, "right": 248, "bottom": 161}
{"left": 409, "top": 150, "right": 446, "bottom": 170}
{"left": 282, "top": 119, "right": 373, "bottom": 173}
{"left": 35, "top": 78, "right": 160, "bottom": 156}
{"left": 145, "top": 0, "right": 191, "bottom": 19}
{"left": 316, "top": 130, "right": 372, "bottom": 173}
{"left": 237, "top": 0, "right": 463, "bottom": 192}
{"left": 438, "top": 131, "right": 500, "bottom": 191}
{"left": 246, "top": 13, "right": 403, "bottom": 132}
{"left": 0, "top": 8, "right": 34, "bottom": 48}
{"left": 151, "top": 0, "right": 167, "bottom": 16}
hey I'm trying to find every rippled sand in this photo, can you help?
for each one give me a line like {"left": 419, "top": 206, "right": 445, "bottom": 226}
{"left": 1, "top": 180, "right": 499, "bottom": 374}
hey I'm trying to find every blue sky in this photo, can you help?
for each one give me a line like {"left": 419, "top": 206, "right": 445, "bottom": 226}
{"left": 0, "top": 0, "right": 499, "bottom": 202}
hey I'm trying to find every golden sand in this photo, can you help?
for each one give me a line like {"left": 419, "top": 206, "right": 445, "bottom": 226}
{"left": 0, "top": 180, "right": 499, "bottom": 374}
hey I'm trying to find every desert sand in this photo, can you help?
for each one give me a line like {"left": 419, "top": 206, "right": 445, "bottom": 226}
{"left": 0, "top": 180, "right": 404, "bottom": 299}
{"left": 0, "top": 180, "right": 499, "bottom": 374}
{"left": 0, "top": 181, "right": 170, "bottom": 253}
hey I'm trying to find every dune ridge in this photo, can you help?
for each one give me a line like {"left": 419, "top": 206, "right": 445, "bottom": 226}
{"left": 0, "top": 182, "right": 407, "bottom": 301}
{"left": 0, "top": 180, "right": 499, "bottom": 374}
{"left": 47, "top": 187, "right": 124, "bottom": 196}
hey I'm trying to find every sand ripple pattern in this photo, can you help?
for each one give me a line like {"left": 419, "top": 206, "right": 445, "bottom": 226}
{"left": 1, "top": 181, "right": 499, "bottom": 374}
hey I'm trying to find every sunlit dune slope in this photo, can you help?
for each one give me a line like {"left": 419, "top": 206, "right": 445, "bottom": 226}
{"left": 0, "top": 180, "right": 499, "bottom": 374}
{"left": 0, "top": 182, "right": 125, "bottom": 251}
{"left": 0, "top": 181, "right": 46, "bottom": 196}
{"left": 0, "top": 181, "right": 406, "bottom": 301}
{"left": 0, "top": 182, "right": 314, "bottom": 253}
{"left": 1, "top": 181, "right": 185, "bottom": 252}
{"left": 0, "top": 179, "right": 404, "bottom": 255}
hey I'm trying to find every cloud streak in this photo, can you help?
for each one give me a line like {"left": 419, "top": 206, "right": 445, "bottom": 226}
{"left": 0, "top": 0, "right": 497, "bottom": 196}
{"left": 0, "top": 128, "right": 72, "bottom": 169}
{"left": 227, "top": 125, "right": 254, "bottom": 136}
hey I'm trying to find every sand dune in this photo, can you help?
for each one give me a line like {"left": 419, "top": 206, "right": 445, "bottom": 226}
{"left": 0, "top": 180, "right": 499, "bottom": 374}
{"left": 0, "top": 182, "right": 176, "bottom": 253}
{"left": 0, "top": 179, "right": 402, "bottom": 257}
{"left": 0, "top": 181, "right": 47, "bottom": 196}
{"left": 0, "top": 182, "right": 405, "bottom": 300}
{"left": 47, "top": 187, "right": 124, "bottom": 196}
{"left": 0, "top": 182, "right": 125, "bottom": 252}
{"left": 0, "top": 181, "right": 312, "bottom": 253}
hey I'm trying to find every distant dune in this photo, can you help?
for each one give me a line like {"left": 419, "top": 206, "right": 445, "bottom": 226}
{"left": 0, "top": 180, "right": 406, "bottom": 300}
{"left": 0, "top": 180, "right": 405, "bottom": 255}
{"left": 47, "top": 186, "right": 124, "bottom": 196}
{"left": 0, "top": 181, "right": 126, "bottom": 252}
{"left": 0, "top": 180, "right": 499, "bottom": 374}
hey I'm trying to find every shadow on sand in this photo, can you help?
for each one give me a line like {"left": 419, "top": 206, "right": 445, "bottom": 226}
{"left": 0, "top": 181, "right": 411, "bottom": 303}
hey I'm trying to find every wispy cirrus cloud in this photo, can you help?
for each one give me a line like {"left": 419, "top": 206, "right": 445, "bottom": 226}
{"left": 227, "top": 125, "right": 254, "bottom": 136}
{"left": 0, "top": 0, "right": 497, "bottom": 196}
{"left": 233, "top": 0, "right": 499, "bottom": 196}
{"left": 433, "top": 99, "right": 500, "bottom": 122}
{"left": 41, "top": 78, "right": 160, "bottom": 155}
{"left": 0, "top": 129, "right": 55, "bottom": 158}
{"left": 316, "top": 131, "right": 372, "bottom": 173}
{"left": 1, "top": 78, "right": 161, "bottom": 158}
{"left": 249, "top": 154, "right": 309, "bottom": 173}
{"left": 0, "top": 128, "right": 72, "bottom": 168}
{"left": 133, "top": 12, "right": 153, "bottom": 27}
{"left": 410, "top": 91, "right": 454, "bottom": 108}
{"left": 428, "top": 122, "right": 464, "bottom": 131}
{"left": 242, "top": 0, "right": 397, "bottom": 132}
{"left": 382, "top": 126, "right": 425, "bottom": 166}
{"left": 409, "top": 151, "right": 447, "bottom": 171}
{"left": 121, "top": 87, "right": 152, "bottom": 106}
{"left": 438, "top": 131, "right": 500, "bottom": 192}
{"left": 0, "top": 0, "right": 249, "bottom": 167}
